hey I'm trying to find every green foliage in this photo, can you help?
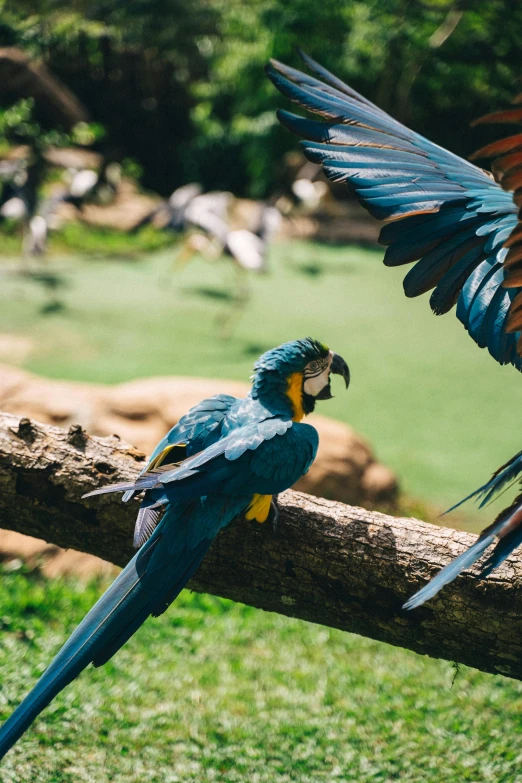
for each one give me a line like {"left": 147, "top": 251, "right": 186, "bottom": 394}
{"left": 1, "top": 565, "right": 522, "bottom": 781}
{"left": 0, "top": 98, "right": 34, "bottom": 139}
{"left": 186, "top": 0, "right": 352, "bottom": 196}
{"left": 52, "top": 223, "right": 175, "bottom": 256}
{"left": 193, "top": 0, "right": 522, "bottom": 195}
{"left": 0, "top": 96, "right": 103, "bottom": 153}
{"left": 0, "top": 0, "right": 217, "bottom": 194}
{"left": 2, "top": 0, "right": 521, "bottom": 196}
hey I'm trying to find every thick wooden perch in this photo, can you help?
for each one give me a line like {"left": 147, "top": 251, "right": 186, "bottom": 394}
{"left": 1, "top": 411, "right": 522, "bottom": 680}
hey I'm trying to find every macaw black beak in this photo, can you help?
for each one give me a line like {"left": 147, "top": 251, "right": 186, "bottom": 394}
{"left": 330, "top": 352, "right": 350, "bottom": 389}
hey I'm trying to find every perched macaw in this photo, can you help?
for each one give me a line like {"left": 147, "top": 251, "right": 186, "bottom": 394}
{"left": 0, "top": 338, "right": 349, "bottom": 759}
{"left": 267, "top": 51, "right": 522, "bottom": 608}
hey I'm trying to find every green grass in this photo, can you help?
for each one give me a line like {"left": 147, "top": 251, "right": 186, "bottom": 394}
{"left": 1, "top": 238, "right": 521, "bottom": 523}
{"left": 1, "top": 566, "right": 522, "bottom": 783}
{"left": 0, "top": 221, "right": 173, "bottom": 258}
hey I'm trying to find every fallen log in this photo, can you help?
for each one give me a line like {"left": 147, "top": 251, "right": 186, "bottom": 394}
{"left": 1, "top": 411, "right": 521, "bottom": 680}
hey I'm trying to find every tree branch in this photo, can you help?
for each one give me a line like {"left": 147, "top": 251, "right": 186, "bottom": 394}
{"left": 1, "top": 411, "right": 522, "bottom": 680}
{"left": 0, "top": 48, "right": 90, "bottom": 130}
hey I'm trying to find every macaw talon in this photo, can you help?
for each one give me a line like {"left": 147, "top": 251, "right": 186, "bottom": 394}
{"left": 270, "top": 495, "right": 280, "bottom": 533}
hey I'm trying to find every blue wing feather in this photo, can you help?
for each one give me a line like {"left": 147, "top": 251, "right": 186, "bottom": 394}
{"left": 429, "top": 245, "right": 485, "bottom": 315}
{"left": 267, "top": 54, "right": 522, "bottom": 371}
{"left": 120, "top": 394, "right": 238, "bottom": 503}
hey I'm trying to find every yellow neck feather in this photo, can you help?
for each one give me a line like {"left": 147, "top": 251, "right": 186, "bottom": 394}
{"left": 286, "top": 372, "right": 305, "bottom": 422}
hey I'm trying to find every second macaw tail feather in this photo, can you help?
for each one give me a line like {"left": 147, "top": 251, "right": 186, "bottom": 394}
{"left": 444, "top": 449, "right": 522, "bottom": 515}
{"left": 402, "top": 532, "right": 496, "bottom": 610}
{"left": 404, "top": 496, "right": 522, "bottom": 610}
{"left": 0, "top": 505, "right": 213, "bottom": 760}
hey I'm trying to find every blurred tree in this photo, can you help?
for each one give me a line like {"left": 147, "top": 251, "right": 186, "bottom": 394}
{"left": 190, "top": 0, "right": 522, "bottom": 197}
{"left": 0, "top": 0, "right": 216, "bottom": 194}
{"left": 0, "top": 0, "right": 520, "bottom": 197}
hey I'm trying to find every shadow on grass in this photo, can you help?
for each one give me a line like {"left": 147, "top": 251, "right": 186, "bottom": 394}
{"left": 241, "top": 341, "right": 273, "bottom": 357}
{"left": 183, "top": 285, "right": 236, "bottom": 302}
{"left": 40, "top": 300, "right": 66, "bottom": 315}
{"left": 290, "top": 260, "right": 359, "bottom": 278}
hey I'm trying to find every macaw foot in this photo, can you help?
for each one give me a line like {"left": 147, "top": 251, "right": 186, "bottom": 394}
{"left": 269, "top": 495, "right": 280, "bottom": 533}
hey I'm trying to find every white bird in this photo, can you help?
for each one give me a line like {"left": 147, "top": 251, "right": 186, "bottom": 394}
{"left": 224, "top": 230, "right": 265, "bottom": 271}
{"left": 68, "top": 168, "right": 99, "bottom": 199}
{"left": 223, "top": 205, "right": 281, "bottom": 272}
{"left": 24, "top": 215, "right": 48, "bottom": 257}
{"left": 0, "top": 196, "right": 28, "bottom": 221}
{"left": 292, "top": 178, "right": 328, "bottom": 210}
{"left": 132, "top": 183, "right": 232, "bottom": 236}
{"left": 137, "top": 184, "right": 281, "bottom": 333}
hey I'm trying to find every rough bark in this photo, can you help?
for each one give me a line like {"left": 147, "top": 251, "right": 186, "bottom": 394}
{"left": 1, "top": 411, "right": 521, "bottom": 680}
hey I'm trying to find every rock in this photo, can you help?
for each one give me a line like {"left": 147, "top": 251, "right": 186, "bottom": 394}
{"left": 0, "top": 529, "right": 117, "bottom": 579}
{"left": 359, "top": 462, "right": 398, "bottom": 505}
{"left": 0, "top": 334, "right": 34, "bottom": 365}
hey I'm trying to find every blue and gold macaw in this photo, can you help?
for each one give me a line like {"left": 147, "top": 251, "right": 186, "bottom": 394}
{"left": 267, "top": 51, "right": 522, "bottom": 608}
{"left": 0, "top": 338, "right": 349, "bottom": 759}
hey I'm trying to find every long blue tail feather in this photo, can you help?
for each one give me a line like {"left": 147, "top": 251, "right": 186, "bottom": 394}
{"left": 0, "top": 504, "right": 214, "bottom": 759}
{"left": 403, "top": 532, "right": 496, "bottom": 610}
{"left": 444, "top": 449, "right": 522, "bottom": 516}
{"left": 480, "top": 525, "right": 522, "bottom": 577}
{"left": 405, "top": 494, "right": 522, "bottom": 609}
{"left": 405, "top": 448, "right": 522, "bottom": 609}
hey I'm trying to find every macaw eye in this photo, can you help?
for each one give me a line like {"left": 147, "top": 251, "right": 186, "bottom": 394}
{"left": 308, "top": 361, "right": 319, "bottom": 371}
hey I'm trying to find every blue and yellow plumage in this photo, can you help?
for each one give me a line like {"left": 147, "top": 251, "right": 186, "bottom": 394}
{"left": 0, "top": 337, "right": 349, "bottom": 759}
{"left": 267, "top": 50, "right": 522, "bottom": 607}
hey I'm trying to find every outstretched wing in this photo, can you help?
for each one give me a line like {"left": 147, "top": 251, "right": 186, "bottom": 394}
{"left": 266, "top": 51, "right": 522, "bottom": 371}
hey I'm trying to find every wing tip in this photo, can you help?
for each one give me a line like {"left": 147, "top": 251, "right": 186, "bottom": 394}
{"left": 402, "top": 593, "right": 426, "bottom": 611}
{"left": 402, "top": 579, "right": 447, "bottom": 611}
{"left": 82, "top": 483, "right": 135, "bottom": 499}
{"left": 265, "top": 59, "right": 285, "bottom": 79}
{"left": 296, "top": 46, "right": 311, "bottom": 65}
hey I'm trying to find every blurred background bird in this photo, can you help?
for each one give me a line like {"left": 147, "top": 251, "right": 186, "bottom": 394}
{"left": 0, "top": 155, "right": 121, "bottom": 261}
{"left": 0, "top": 155, "right": 45, "bottom": 259}
{"left": 0, "top": 337, "right": 349, "bottom": 759}
{"left": 267, "top": 50, "right": 522, "bottom": 607}
{"left": 132, "top": 182, "right": 281, "bottom": 333}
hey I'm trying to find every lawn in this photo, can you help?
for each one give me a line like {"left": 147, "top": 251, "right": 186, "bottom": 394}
{"left": 1, "top": 566, "right": 522, "bottom": 783}
{"left": 2, "top": 236, "right": 522, "bottom": 780}
{"left": 1, "top": 237, "right": 521, "bottom": 521}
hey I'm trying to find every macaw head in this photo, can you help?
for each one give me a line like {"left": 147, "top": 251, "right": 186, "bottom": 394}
{"left": 251, "top": 337, "right": 350, "bottom": 420}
